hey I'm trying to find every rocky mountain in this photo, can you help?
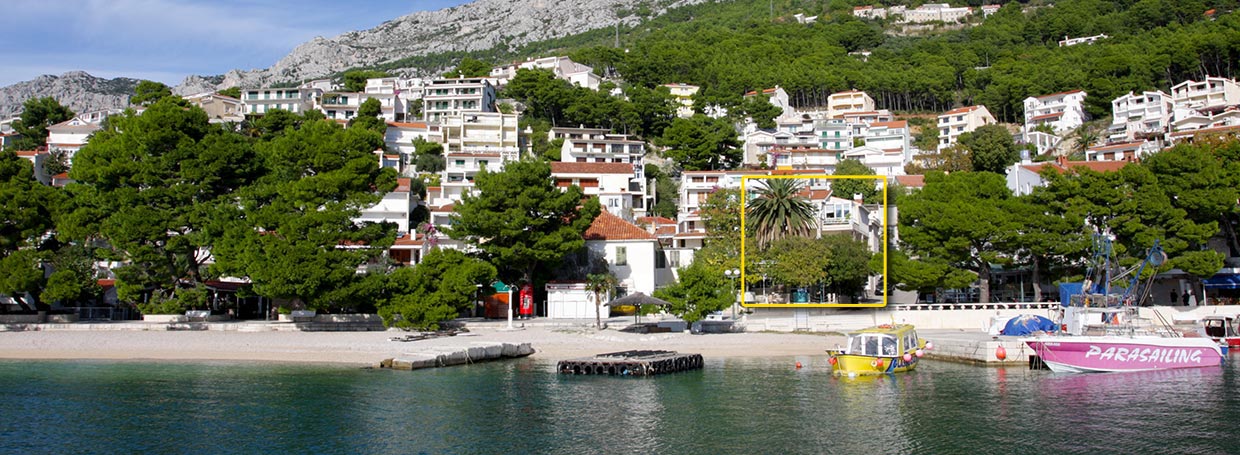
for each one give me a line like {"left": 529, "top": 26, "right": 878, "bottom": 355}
{"left": 0, "top": 0, "right": 706, "bottom": 116}
{"left": 218, "top": 0, "right": 707, "bottom": 88}
{"left": 0, "top": 71, "right": 138, "bottom": 118}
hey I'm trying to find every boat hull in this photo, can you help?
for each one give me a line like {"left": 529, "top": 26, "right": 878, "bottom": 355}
{"left": 830, "top": 354, "right": 918, "bottom": 376}
{"left": 1025, "top": 337, "right": 1224, "bottom": 373}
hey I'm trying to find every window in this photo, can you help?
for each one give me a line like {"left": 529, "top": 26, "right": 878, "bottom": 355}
{"left": 608, "top": 198, "right": 620, "bottom": 208}
{"left": 615, "top": 247, "right": 627, "bottom": 266}
{"left": 478, "top": 160, "right": 488, "bottom": 167}
{"left": 455, "top": 160, "right": 465, "bottom": 166}
{"left": 655, "top": 250, "right": 667, "bottom": 269}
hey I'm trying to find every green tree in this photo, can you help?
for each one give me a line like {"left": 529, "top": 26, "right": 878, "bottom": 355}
{"left": 747, "top": 178, "right": 816, "bottom": 249}
{"left": 41, "top": 244, "right": 103, "bottom": 306}
{"left": 444, "top": 57, "right": 492, "bottom": 78}
{"left": 131, "top": 80, "right": 174, "bottom": 106}
{"left": 217, "top": 87, "right": 242, "bottom": 99}
{"left": 654, "top": 262, "right": 731, "bottom": 324}
{"left": 586, "top": 272, "right": 619, "bottom": 329}
{"left": 657, "top": 115, "right": 742, "bottom": 171}
{"left": 898, "top": 171, "right": 1020, "bottom": 303}
{"left": 765, "top": 236, "right": 830, "bottom": 289}
{"left": 9, "top": 97, "right": 75, "bottom": 150}
{"left": 738, "top": 94, "right": 782, "bottom": 129}
{"left": 211, "top": 112, "right": 396, "bottom": 310}
{"left": 63, "top": 98, "right": 261, "bottom": 313}
{"left": 645, "top": 164, "right": 679, "bottom": 218}
{"left": 377, "top": 249, "right": 496, "bottom": 330}
{"left": 820, "top": 234, "right": 876, "bottom": 301}
{"left": 349, "top": 98, "right": 386, "bottom": 133}
{"left": 0, "top": 152, "right": 64, "bottom": 311}
{"left": 412, "top": 137, "right": 445, "bottom": 173}
{"left": 343, "top": 70, "right": 390, "bottom": 92}
{"left": 831, "top": 159, "right": 880, "bottom": 204}
{"left": 448, "top": 160, "right": 600, "bottom": 287}
{"left": 958, "top": 125, "right": 1020, "bottom": 174}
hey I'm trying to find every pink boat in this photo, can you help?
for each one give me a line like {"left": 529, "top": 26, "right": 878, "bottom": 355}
{"left": 1025, "top": 337, "right": 1225, "bottom": 373}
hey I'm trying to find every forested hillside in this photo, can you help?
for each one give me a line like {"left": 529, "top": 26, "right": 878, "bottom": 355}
{"left": 372, "top": 0, "right": 1240, "bottom": 122}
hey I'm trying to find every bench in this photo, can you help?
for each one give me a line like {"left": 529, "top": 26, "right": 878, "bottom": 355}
{"left": 185, "top": 310, "right": 211, "bottom": 322}
{"left": 290, "top": 310, "right": 317, "bottom": 323}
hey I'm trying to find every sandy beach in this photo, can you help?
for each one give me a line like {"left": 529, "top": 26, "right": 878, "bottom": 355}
{"left": 0, "top": 325, "right": 845, "bottom": 366}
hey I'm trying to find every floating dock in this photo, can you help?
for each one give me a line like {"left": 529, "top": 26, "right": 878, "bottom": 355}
{"left": 919, "top": 330, "right": 1032, "bottom": 365}
{"left": 379, "top": 342, "right": 534, "bottom": 371}
{"left": 557, "top": 350, "right": 703, "bottom": 376}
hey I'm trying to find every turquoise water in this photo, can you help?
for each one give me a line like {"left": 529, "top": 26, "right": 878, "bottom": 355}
{"left": 2, "top": 357, "right": 1239, "bottom": 454}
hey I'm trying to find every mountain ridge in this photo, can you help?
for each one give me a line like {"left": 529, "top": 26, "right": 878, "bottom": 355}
{"left": 0, "top": 0, "right": 706, "bottom": 117}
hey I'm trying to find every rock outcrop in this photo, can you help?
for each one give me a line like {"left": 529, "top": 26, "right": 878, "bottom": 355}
{"left": 0, "top": 71, "right": 137, "bottom": 118}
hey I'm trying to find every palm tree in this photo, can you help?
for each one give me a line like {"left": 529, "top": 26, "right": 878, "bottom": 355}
{"left": 586, "top": 273, "right": 618, "bottom": 329}
{"left": 747, "top": 178, "right": 816, "bottom": 249}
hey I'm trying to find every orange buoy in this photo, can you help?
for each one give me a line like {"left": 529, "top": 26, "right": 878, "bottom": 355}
{"left": 996, "top": 345, "right": 1008, "bottom": 361}
{"left": 828, "top": 357, "right": 838, "bottom": 365}
{"left": 795, "top": 361, "right": 803, "bottom": 369}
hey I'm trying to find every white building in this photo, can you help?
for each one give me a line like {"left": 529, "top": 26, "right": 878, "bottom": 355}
{"left": 1007, "top": 158, "right": 1129, "bottom": 196}
{"left": 901, "top": 3, "right": 972, "bottom": 23}
{"left": 743, "top": 87, "right": 794, "bottom": 121}
{"left": 423, "top": 78, "right": 496, "bottom": 123}
{"left": 1058, "top": 34, "right": 1109, "bottom": 47}
{"left": 183, "top": 93, "right": 244, "bottom": 124}
{"left": 1108, "top": 90, "right": 1172, "bottom": 143}
{"left": 490, "top": 56, "right": 601, "bottom": 90}
{"left": 551, "top": 162, "right": 647, "bottom": 221}
{"left": 937, "top": 105, "right": 996, "bottom": 151}
{"left": 1024, "top": 90, "right": 1088, "bottom": 134}
{"left": 559, "top": 131, "right": 646, "bottom": 164}
{"left": 46, "top": 116, "right": 103, "bottom": 162}
{"left": 240, "top": 87, "right": 321, "bottom": 115}
{"left": 1085, "top": 141, "right": 1156, "bottom": 162}
{"left": 435, "top": 112, "right": 520, "bottom": 201}
{"left": 1170, "top": 77, "right": 1240, "bottom": 130}
{"left": 384, "top": 121, "right": 437, "bottom": 161}
{"left": 663, "top": 83, "right": 700, "bottom": 118}
{"left": 858, "top": 120, "right": 911, "bottom": 158}
{"left": 827, "top": 90, "right": 876, "bottom": 119}
{"left": 815, "top": 118, "right": 854, "bottom": 152}
{"left": 356, "top": 177, "right": 417, "bottom": 235}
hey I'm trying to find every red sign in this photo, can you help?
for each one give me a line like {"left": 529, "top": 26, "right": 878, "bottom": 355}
{"left": 519, "top": 284, "right": 534, "bottom": 316}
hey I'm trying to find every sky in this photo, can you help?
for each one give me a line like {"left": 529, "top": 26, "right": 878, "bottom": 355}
{"left": 0, "top": 0, "right": 472, "bottom": 87}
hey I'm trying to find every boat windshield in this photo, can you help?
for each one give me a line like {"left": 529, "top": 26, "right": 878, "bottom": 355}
{"left": 848, "top": 334, "right": 898, "bottom": 356}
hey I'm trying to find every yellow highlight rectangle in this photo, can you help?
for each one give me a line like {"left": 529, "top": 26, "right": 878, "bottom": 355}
{"left": 740, "top": 175, "right": 888, "bottom": 308}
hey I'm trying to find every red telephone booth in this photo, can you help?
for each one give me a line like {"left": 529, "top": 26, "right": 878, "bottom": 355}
{"left": 519, "top": 284, "right": 534, "bottom": 318}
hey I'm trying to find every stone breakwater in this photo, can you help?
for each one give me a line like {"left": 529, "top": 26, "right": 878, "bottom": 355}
{"left": 379, "top": 342, "right": 534, "bottom": 370}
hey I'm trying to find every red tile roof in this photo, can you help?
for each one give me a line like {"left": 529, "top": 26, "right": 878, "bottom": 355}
{"left": 14, "top": 150, "right": 42, "bottom": 157}
{"left": 895, "top": 175, "right": 925, "bottom": 188}
{"left": 637, "top": 216, "right": 676, "bottom": 226}
{"left": 869, "top": 120, "right": 907, "bottom": 129}
{"left": 1030, "top": 112, "right": 1064, "bottom": 121}
{"left": 387, "top": 121, "right": 429, "bottom": 128}
{"left": 1022, "top": 160, "right": 1129, "bottom": 174}
{"left": 942, "top": 106, "right": 982, "bottom": 116}
{"left": 393, "top": 233, "right": 424, "bottom": 246}
{"left": 549, "top": 162, "right": 634, "bottom": 174}
{"left": 584, "top": 211, "right": 656, "bottom": 241}
{"left": 1087, "top": 142, "right": 1142, "bottom": 153}
{"left": 394, "top": 178, "right": 411, "bottom": 192}
{"left": 1169, "top": 124, "right": 1240, "bottom": 138}
{"left": 432, "top": 203, "right": 456, "bottom": 212}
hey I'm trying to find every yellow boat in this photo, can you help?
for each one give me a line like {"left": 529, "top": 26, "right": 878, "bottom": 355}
{"left": 827, "top": 324, "right": 928, "bottom": 376}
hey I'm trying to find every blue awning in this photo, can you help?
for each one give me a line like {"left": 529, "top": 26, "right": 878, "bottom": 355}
{"left": 1204, "top": 274, "right": 1240, "bottom": 289}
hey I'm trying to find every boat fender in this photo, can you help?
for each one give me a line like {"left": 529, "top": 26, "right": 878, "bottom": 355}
{"left": 903, "top": 353, "right": 913, "bottom": 362}
{"left": 915, "top": 349, "right": 925, "bottom": 358}
{"left": 925, "top": 341, "right": 934, "bottom": 350}
{"left": 828, "top": 357, "right": 838, "bottom": 365}
{"left": 995, "top": 345, "right": 1007, "bottom": 361}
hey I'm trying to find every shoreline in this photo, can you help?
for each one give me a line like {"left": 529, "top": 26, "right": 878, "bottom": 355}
{"left": 0, "top": 326, "right": 845, "bottom": 366}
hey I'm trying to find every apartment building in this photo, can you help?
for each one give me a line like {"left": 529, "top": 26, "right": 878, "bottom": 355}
{"left": 240, "top": 87, "right": 321, "bottom": 115}
{"left": 183, "top": 92, "right": 244, "bottom": 124}
{"left": 1023, "top": 90, "right": 1088, "bottom": 134}
{"left": 356, "top": 178, "right": 417, "bottom": 235}
{"left": 1108, "top": 90, "right": 1172, "bottom": 143}
{"left": 827, "top": 90, "right": 876, "bottom": 119}
{"left": 550, "top": 162, "right": 647, "bottom": 221}
{"left": 1058, "top": 34, "right": 1109, "bottom": 47}
{"left": 490, "top": 56, "right": 601, "bottom": 90}
{"left": 901, "top": 3, "right": 972, "bottom": 23}
{"left": 422, "top": 78, "right": 496, "bottom": 123}
{"left": 936, "top": 105, "right": 996, "bottom": 151}
{"left": 663, "top": 83, "right": 700, "bottom": 118}
{"left": 1170, "top": 77, "right": 1240, "bottom": 130}
{"left": 557, "top": 128, "right": 646, "bottom": 164}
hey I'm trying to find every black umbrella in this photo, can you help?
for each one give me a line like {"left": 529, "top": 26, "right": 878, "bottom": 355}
{"left": 605, "top": 292, "right": 673, "bottom": 324}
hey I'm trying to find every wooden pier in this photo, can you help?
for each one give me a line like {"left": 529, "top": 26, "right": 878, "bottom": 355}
{"left": 557, "top": 350, "right": 703, "bottom": 376}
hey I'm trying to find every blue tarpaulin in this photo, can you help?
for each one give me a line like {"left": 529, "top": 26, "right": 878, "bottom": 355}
{"left": 1001, "top": 315, "right": 1058, "bottom": 336}
{"left": 1058, "top": 283, "right": 1082, "bottom": 306}
{"left": 1204, "top": 274, "right": 1240, "bottom": 289}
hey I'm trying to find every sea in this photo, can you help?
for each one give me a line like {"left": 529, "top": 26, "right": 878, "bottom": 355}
{"left": 2, "top": 357, "right": 1238, "bottom": 454}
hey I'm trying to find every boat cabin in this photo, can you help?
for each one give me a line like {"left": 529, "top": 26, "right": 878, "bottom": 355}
{"left": 844, "top": 325, "right": 919, "bottom": 357}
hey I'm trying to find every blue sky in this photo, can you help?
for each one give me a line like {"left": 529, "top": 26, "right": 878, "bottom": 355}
{"left": 0, "top": 0, "right": 471, "bottom": 87}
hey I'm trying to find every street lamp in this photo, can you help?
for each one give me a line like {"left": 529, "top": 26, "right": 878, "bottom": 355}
{"left": 724, "top": 268, "right": 740, "bottom": 319}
